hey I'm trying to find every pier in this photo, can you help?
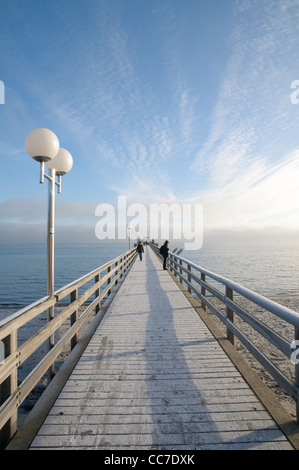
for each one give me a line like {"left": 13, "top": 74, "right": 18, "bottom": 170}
{"left": 2, "top": 245, "right": 299, "bottom": 450}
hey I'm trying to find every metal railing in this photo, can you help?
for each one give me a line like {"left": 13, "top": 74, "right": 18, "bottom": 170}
{"left": 151, "top": 243, "right": 299, "bottom": 422}
{"left": 0, "top": 247, "right": 137, "bottom": 448}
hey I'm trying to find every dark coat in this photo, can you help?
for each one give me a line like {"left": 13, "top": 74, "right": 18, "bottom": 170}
{"left": 137, "top": 243, "right": 144, "bottom": 253}
{"left": 160, "top": 244, "right": 169, "bottom": 257}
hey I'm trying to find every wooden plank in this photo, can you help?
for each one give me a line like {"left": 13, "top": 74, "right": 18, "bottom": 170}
{"left": 35, "top": 420, "right": 283, "bottom": 437}
{"left": 30, "top": 431, "right": 292, "bottom": 450}
{"left": 42, "top": 409, "right": 274, "bottom": 425}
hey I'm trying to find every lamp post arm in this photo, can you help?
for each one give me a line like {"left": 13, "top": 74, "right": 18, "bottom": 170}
{"left": 56, "top": 175, "right": 62, "bottom": 194}
{"left": 39, "top": 162, "right": 63, "bottom": 193}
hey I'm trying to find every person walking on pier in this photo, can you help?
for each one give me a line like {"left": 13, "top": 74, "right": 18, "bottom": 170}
{"left": 137, "top": 241, "right": 144, "bottom": 260}
{"left": 160, "top": 240, "right": 169, "bottom": 270}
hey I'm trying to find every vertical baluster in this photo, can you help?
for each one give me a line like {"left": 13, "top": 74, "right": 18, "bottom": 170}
{"left": 123, "top": 253, "right": 127, "bottom": 274}
{"left": 115, "top": 260, "right": 118, "bottom": 286}
{"left": 47, "top": 304, "right": 55, "bottom": 381}
{"left": 95, "top": 273, "right": 100, "bottom": 315}
{"left": 201, "top": 273, "right": 206, "bottom": 311}
{"left": 179, "top": 259, "right": 183, "bottom": 284}
{"left": 187, "top": 264, "right": 191, "bottom": 294}
{"left": 107, "top": 265, "right": 111, "bottom": 296}
{"left": 70, "top": 288, "right": 78, "bottom": 350}
{"left": 120, "top": 257, "right": 123, "bottom": 279}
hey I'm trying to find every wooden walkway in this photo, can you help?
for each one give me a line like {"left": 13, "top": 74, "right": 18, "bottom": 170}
{"left": 29, "top": 247, "right": 293, "bottom": 450}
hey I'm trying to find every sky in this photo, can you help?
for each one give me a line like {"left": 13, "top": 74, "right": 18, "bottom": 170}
{"left": 1, "top": 0, "right": 299, "bottom": 244}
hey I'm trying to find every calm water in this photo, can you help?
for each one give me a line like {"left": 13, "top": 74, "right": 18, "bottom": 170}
{"left": 0, "top": 239, "right": 299, "bottom": 311}
{"left": 183, "top": 238, "right": 299, "bottom": 296}
{"left": 0, "top": 242, "right": 129, "bottom": 308}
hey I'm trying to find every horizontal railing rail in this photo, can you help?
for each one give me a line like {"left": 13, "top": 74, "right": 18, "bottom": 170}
{"left": 151, "top": 243, "right": 299, "bottom": 423}
{"left": 0, "top": 247, "right": 137, "bottom": 448}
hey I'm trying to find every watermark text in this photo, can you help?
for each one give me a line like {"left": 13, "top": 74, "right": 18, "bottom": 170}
{"left": 290, "top": 80, "right": 299, "bottom": 104}
{"left": 95, "top": 196, "right": 203, "bottom": 250}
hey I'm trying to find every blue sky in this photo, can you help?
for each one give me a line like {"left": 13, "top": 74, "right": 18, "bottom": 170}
{"left": 1, "top": 0, "right": 299, "bottom": 243}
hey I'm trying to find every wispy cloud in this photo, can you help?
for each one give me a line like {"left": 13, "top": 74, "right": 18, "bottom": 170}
{"left": 2, "top": 0, "right": 299, "bottom": 240}
{"left": 23, "top": 1, "right": 203, "bottom": 202}
{"left": 195, "top": 149, "right": 299, "bottom": 230}
{"left": 187, "top": 0, "right": 299, "bottom": 230}
{"left": 192, "top": 0, "right": 299, "bottom": 184}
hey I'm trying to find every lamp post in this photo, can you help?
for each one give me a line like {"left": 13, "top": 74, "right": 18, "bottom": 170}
{"left": 25, "top": 128, "right": 73, "bottom": 379}
{"left": 127, "top": 223, "right": 132, "bottom": 250}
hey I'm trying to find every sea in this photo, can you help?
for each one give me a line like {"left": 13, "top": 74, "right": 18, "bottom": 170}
{"left": 1, "top": 238, "right": 299, "bottom": 318}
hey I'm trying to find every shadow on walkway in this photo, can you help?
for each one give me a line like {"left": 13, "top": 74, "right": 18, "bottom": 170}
{"left": 143, "top": 247, "right": 283, "bottom": 450}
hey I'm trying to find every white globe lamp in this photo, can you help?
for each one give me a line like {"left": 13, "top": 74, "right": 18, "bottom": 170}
{"left": 25, "top": 128, "right": 59, "bottom": 162}
{"left": 46, "top": 148, "right": 73, "bottom": 175}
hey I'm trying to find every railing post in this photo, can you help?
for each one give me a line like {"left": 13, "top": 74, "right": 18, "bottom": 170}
{"left": 70, "top": 288, "right": 79, "bottom": 350}
{"left": 187, "top": 264, "right": 191, "bottom": 294}
{"left": 47, "top": 168, "right": 55, "bottom": 381}
{"left": 47, "top": 303, "right": 55, "bottom": 381}
{"left": 95, "top": 273, "right": 100, "bottom": 315}
{"left": 107, "top": 265, "right": 111, "bottom": 296}
{"left": 295, "top": 328, "right": 299, "bottom": 423}
{"left": 123, "top": 253, "right": 127, "bottom": 274}
{"left": 179, "top": 259, "right": 183, "bottom": 284}
{"left": 0, "top": 331, "right": 17, "bottom": 449}
{"left": 115, "top": 260, "right": 118, "bottom": 286}
{"left": 201, "top": 273, "right": 206, "bottom": 311}
{"left": 226, "top": 287, "right": 234, "bottom": 345}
